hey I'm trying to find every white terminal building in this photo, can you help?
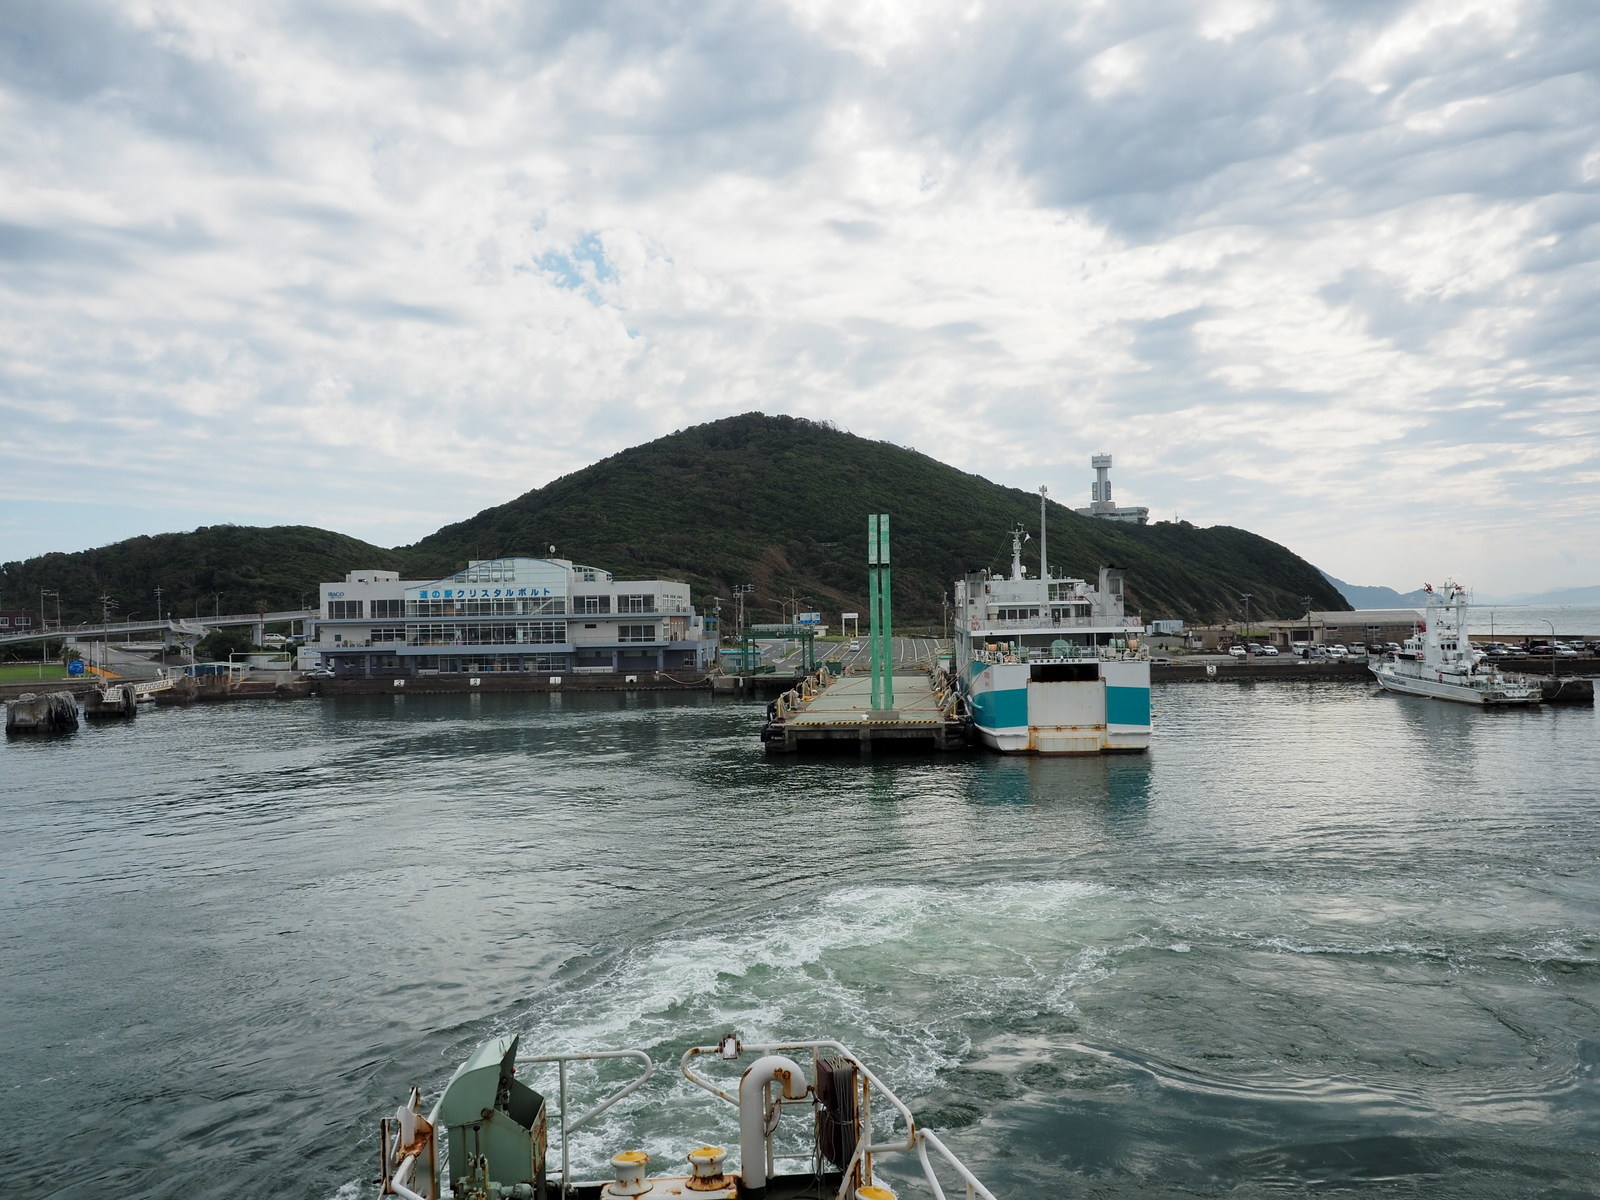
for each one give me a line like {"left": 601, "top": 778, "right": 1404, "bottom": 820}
{"left": 1075, "top": 454, "right": 1149, "bottom": 525}
{"left": 308, "top": 557, "right": 716, "bottom": 678}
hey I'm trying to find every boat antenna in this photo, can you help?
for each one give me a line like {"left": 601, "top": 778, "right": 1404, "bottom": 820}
{"left": 1009, "top": 524, "right": 1030, "bottom": 581}
{"left": 1039, "top": 485, "right": 1049, "bottom": 582}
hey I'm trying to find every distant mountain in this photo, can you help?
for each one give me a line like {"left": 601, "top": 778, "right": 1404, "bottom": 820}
{"left": 3, "top": 414, "right": 1349, "bottom": 628}
{"left": 1474, "top": 584, "right": 1600, "bottom": 606}
{"left": 1320, "top": 572, "right": 1430, "bottom": 609}
{"left": 1321, "top": 571, "right": 1600, "bottom": 609}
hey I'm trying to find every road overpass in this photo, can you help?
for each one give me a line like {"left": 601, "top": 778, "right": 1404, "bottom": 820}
{"left": 0, "top": 610, "right": 316, "bottom": 649}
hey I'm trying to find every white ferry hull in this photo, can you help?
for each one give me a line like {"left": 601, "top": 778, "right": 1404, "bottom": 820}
{"left": 965, "top": 656, "right": 1151, "bottom": 754}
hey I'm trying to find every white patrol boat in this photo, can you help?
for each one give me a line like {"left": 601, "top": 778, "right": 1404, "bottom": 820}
{"left": 1369, "top": 582, "right": 1542, "bottom": 706}
{"left": 378, "top": 1032, "right": 995, "bottom": 1200}
{"left": 951, "top": 496, "right": 1151, "bottom": 754}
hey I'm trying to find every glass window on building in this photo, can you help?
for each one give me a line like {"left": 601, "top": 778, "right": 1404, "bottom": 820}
{"left": 618, "top": 624, "right": 656, "bottom": 642}
{"left": 372, "top": 599, "right": 404, "bottom": 618}
{"left": 617, "top": 594, "right": 655, "bottom": 614}
{"left": 328, "top": 600, "right": 364, "bottom": 619}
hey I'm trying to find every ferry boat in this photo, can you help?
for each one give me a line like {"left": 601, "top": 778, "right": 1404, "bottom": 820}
{"left": 1369, "top": 581, "right": 1541, "bottom": 706}
{"left": 951, "top": 505, "right": 1151, "bottom": 754}
{"left": 377, "top": 1031, "right": 996, "bottom": 1200}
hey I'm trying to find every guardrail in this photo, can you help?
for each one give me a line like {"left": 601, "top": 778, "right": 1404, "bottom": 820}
{"left": 680, "top": 1036, "right": 998, "bottom": 1200}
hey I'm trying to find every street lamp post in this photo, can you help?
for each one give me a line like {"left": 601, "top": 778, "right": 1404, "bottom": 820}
{"left": 98, "top": 596, "right": 117, "bottom": 671}
{"left": 1302, "top": 595, "right": 1313, "bottom": 656}
{"left": 1239, "top": 592, "right": 1253, "bottom": 655}
{"left": 39, "top": 587, "right": 58, "bottom": 679}
{"left": 1543, "top": 620, "right": 1557, "bottom": 678}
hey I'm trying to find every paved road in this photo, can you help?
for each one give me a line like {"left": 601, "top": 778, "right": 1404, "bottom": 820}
{"left": 758, "top": 636, "right": 951, "bottom": 672}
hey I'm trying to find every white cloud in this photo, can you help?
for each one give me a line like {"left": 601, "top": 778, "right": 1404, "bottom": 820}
{"left": 0, "top": 0, "right": 1596, "bottom": 594}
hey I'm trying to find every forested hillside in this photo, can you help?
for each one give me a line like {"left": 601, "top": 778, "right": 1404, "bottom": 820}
{"left": 400, "top": 413, "right": 1344, "bottom": 623}
{"left": 1, "top": 526, "right": 399, "bottom": 626}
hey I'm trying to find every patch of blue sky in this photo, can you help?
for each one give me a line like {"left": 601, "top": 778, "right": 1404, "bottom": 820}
{"left": 537, "top": 233, "right": 615, "bottom": 304}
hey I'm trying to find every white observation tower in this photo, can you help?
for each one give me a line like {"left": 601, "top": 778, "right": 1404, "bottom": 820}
{"left": 1075, "top": 453, "right": 1149, "bottom": 524}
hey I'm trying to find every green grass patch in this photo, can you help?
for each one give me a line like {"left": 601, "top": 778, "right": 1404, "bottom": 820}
{"left": 0, "top": 662, "right": 75, "bottom": 683}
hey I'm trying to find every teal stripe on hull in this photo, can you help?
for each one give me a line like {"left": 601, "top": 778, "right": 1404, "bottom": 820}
{"left": 971, "top": 686, "right": 1028, "bottom": 732}
{"left": 1106, "top": 684, "right": 1151, "bottom": 727}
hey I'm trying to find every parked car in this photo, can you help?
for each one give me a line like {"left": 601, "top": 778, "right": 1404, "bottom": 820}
{"left": 1326, "top": 645, "right": 1350, "bottom": 661}
{"left": 847, "top": 640, "right": 861, "bottom": 652}
{"left": 1553, "top": 643, "right": 1579, "bottom": 658}
{"left": 307, "top": 665, "right": 335, "bottom": 679}
{"left": 1258, "top": 645, "right": 1279, "bottom": 656}
{"left": 1228, "top": 644, "right": 1247, "bottom": 659}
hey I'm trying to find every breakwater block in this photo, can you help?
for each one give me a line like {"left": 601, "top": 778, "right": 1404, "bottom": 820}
{"left": 5, "top": 691, "right": 81, "bottom": 734}
{"left": 1541, "top": 676, "right": 1594, "bottom": 705}
{"left": 84, "top": 684, "right": 138, "bottom": 719}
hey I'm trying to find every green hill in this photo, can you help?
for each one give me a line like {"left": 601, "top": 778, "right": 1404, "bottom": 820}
{"left": 399, "top": 413, "right": 1344, "bottom": 624}
{"left": 1, "top": 413, "right": 1346, "bottom": 629}
{"left": 1, "top": 526, "right": 400, "bottom": 627}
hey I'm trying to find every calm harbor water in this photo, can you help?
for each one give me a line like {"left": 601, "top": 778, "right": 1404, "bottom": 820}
{"left": 2, "top": 681, "right": 1597, "bottom": 1198}
{"left": 1465, "top": 603, "right": 1600, "bottom": 638}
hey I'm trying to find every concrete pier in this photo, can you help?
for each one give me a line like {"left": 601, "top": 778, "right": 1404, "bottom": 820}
{"left": 760, "top": 668, "right": 966, "bottom": 753}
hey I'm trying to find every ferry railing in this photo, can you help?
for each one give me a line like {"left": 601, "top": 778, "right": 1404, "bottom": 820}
{"left": 969, "top": 615, "right": 1143, "bottom": 632}
{"left": 680, "top": 1037, "right": 998, "bottom": 1200}
{"left": 521, "top": 1047, "right": 656, "bottom": 1193}
{"left": 380, "top": 1049, "right": 655, "bottom": 1200}
{"left": 971, "top": 646, "right": 1148, "bottom": 665}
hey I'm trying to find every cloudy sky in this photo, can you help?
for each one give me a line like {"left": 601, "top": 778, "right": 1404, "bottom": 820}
{"left": 2, "top": 0, "right": 1597, "bottom": 595}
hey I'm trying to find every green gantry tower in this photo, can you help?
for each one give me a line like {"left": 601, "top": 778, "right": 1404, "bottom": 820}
{"left": 868, "top": 513, "right": 894, "bottom": 712}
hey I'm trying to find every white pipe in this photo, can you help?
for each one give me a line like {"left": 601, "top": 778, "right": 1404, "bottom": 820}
{"left": 739, "top": 1054, "right": 809, "bottom": 1194}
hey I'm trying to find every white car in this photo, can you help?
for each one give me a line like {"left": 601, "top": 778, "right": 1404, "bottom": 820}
{"left": 1258, "top": 645, "right": 1279, "bottom": 657}
{"left": 1326, "top": 645, "right": 1350, "bottom": 661}
{"left": 1228, "top": 645, "right": 1247, "bottom": 659}
{"left": 847, "top": 640, "right": 861, "bottom": 652}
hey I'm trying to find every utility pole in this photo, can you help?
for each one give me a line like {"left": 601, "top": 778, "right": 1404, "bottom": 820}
{"left": 734, "top": 584, "right": 753, "bottom": 643}
{"left": 1239, "top": 592, "right": 1253, "bottom": 655}
{"left": 1302, "top": 595, "right": 1313, "bottom": 655}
